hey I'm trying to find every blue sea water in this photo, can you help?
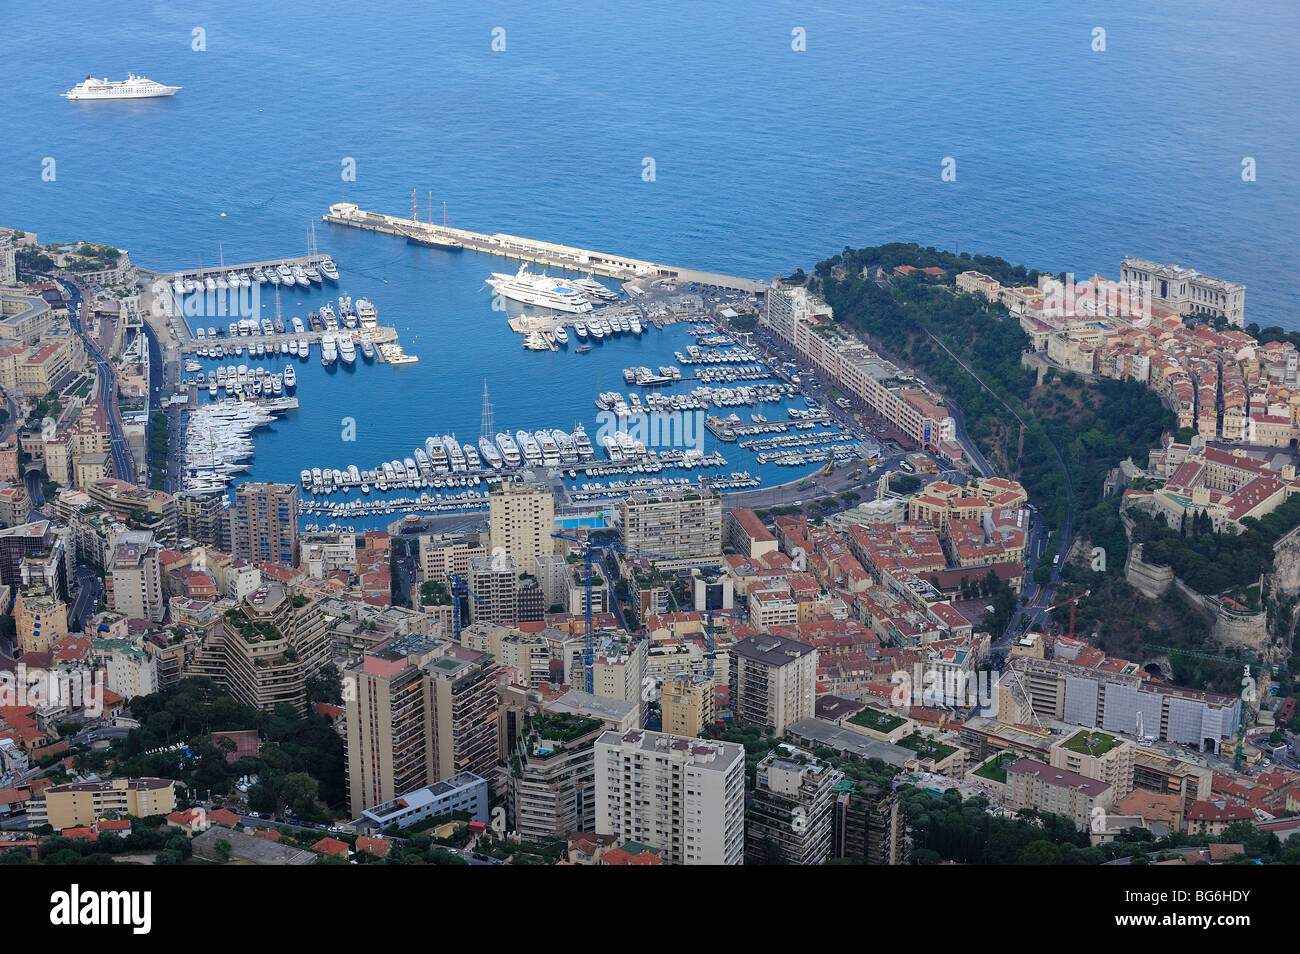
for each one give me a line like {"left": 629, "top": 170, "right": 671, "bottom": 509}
{"left": 2, "top": 0, "right": 1297, "bottom": 521}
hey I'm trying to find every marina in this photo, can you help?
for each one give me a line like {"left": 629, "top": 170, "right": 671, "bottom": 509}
{"left": 165, "top": 231, "right": 857, "bottom": 527}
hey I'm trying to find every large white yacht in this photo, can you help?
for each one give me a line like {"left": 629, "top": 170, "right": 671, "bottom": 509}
{"left": 486, "top": 265, "right": 594, "bottom": 313}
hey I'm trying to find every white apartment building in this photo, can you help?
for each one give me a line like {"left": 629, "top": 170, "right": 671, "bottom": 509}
{"left": 595, "top": 728, "right": 746, "bottom": 865}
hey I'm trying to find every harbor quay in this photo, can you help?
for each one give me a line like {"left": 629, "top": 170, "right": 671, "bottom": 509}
{"left": 322, "top": 202, "right": 770, "bottom": 294}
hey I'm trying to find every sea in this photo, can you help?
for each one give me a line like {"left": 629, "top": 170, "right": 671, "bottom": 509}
{"left": 2, "top": 0, "right": 1297, "bottom": 526}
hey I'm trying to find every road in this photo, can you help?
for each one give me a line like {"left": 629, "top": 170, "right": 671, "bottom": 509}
{"left": 61, "top": 279, "right": 135, "bottom": 482}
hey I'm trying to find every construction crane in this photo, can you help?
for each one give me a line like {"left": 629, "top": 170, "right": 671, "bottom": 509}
{"left": 1140, "top": 643, "right": 1283, "bottom": 771}
{"left": 446, "top": 572, "right": 487, "bottom": 643}
{"left": 551, "top": 531, "right": 727, "bottom": 692}
{"left": 1046, "top": 588, "right": 1090, "bottom": 639}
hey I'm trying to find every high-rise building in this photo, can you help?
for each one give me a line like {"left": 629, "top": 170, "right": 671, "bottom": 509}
{"left": 661, "top": 673, "right": 715, "bottom": 738}
{"left": 747, "top": 751, "right": 841, "bottom": 865}
{"left": 594, "top": 728, "right": 745, "bottom": 865}
{"left": 488, "top": 480, "right": 555, "bottom": 576}
{"left": 106, "top": 530, "right": 165, "bottom": 622}
{"left": 418, "top": 531, "right": 486, "bottom": 582}
{"left": 344, "top": 635, "right": 499, "bottom": 814}
{"left": 620, "top": 488, "right": 722, "bottom": 566}
{"left": 177, "top": 490, "right": 228, "bottom": 549}
{"left": 15, "top": 586, "right": 67, "bottom": 656}
{"left": 729, "top": 634, "right": 818, "bottom": 735}
{"left": 0, "top": 520, "right": 56, "bottom": 597}
{"left": 833, "top": 781, "right": 901, "bottom": 865}
{"left": 508, "top": 711, "right": 605, "bottom": 841}
{"left": 230, "top": 482, "right": 299, "bottom": 566}
{"left": 184, "top": 583, "right": 328, "bottom": 713}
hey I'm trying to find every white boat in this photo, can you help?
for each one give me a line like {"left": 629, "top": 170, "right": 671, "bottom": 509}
{"left": 630, "top": 317, "right": 643, "bottom": 334}
{"left": 320, "top": 334, "right": 337, "bottom": 366}
{"left": 304, "top": 265, "right": 322, "bottom": 283}
{"left": 478, "top": 437, "right": 503, "bottom": 469}
{"left": 425, "top": 437, "right": 449, "bottom": 471}
{"left": 496, "top": 433, "right": 522, "bottom": 467}
{"left": 517, "top": 430, "right": 543, "bottom": 466}
{"left": 359, "top": 339, "right": 375, "bottom": 360}
{"left": 573, "top": 424, "right": 596, "bottom": 461}
{"left": 553, "top": 326, "right": 569, "bottom": 346}
{"left": 284, "top": 365, "right": 296, "bottom": 388}
{"left": 63, "top": 73, "right": 180, "bottom": 100}
{"left": 291, "top": 316, "right": 305, "bottom": 333}
{"left": 288, "top": 339, "right": 299, "bottom": 357}
{"left": 355, "top": 298, "right": 377, "bottom": 328}
{"left": 277, "top": 264, "right": 294, "bottom": 284}
{"left": 588, "top": 320, "right": 605, "bottom": 340}
{"left": 298, "top": 338, "right": 310, "bottom": 356}
{"left": 267, "top": 268, "right": 281, "bottom": 286}
{"left": 486, "top": 264, "right": 594, "bottom": 313}
{"left": 463, "top": 443, "right": 481, "bottom": 470}
{"left": 574, "top": 322, "right": 588, "bottom": 340}
{"left": 538, "top": 431, "right": 561, "bottom": 468}
{"left": 444, "top": 435, "right": 466, "bottom": 471}
{"left": 320, "top": 258, "right": 339, "bottom": 282}
{"left": 204, "top": 276, "right": 217, "bottom": 292}
{"left": 338, "top": 335, "right": 356, "bottom": 365}
{"left": 261, "top": 318, "right": 274, "bottom": 335}
{"left": 291, "top": 264, "right": 310, "bottom": 288}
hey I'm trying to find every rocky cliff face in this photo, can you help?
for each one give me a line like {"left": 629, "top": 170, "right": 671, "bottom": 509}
{"left": 1266, "top": 525, "right": 1300, "bottom": 598}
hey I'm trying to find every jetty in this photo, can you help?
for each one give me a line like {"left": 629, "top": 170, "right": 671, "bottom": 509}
{"left": 322, "top": 202, "right": 769, "bottom": 294}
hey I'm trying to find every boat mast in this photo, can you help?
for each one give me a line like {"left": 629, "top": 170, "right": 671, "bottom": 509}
{"left": 480, "top": 380, "right": 494, "bottom": 442}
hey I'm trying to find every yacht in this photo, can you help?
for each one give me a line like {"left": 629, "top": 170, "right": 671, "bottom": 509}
{"left": 204, "top": 276, "right": 217, "bottom": 292}
{"left": 359, "top": 339, "right": 375, "bottom": 360}
{"left": 304, "top": 265, "right": 322, "bottom": 284}
{"left": 478, "top": 437, "right": 504, "bottom": 469}
{"left": 319, "top": 258, "right": 339, "bottom": 282}
{"left": 288, "top": 339, "right": 299, "bottom": 357}
{"left": 261, "top": 318, "right": 274, "bottom": 335}
{"left": 271, "top": 374, "right": 283, "bottom": 396}
{"left": 573, "top": 424, "right": 596, "bottom": 461}
{"left": 277, "top": 263, "right": 294, "bottom": 284}
{"left": 537, "top": 431, "right": 561, "bottom": 468}
{"left": 338, "top": 335, "right": 356, "bottom": 365}
{"left": 298, "top": 338, "right": 310, "bottom": 356}
{"left": 320, "top": 333, "right": 338, "bottom": 366}
{"left": 496, "top": 432, "right": 522, "bottom": 468}
{"left": 588, "top": 320, "right": 605, "bottom": 341}
{"left": 251, "top": 267, "right": 266, "bottom": 284}
{"left": 291, "top": 264, "right": 310, "bottom": 288}
{"left": 444, "top": 435, "right": 466, "bottom": 472}
{"left": 553, "top": 326, "right": 569, "bottom": 346}
{"left": 517, "top": 430, "right": 544, "bottom": 466}
{"left": 355, "top": 298, "right": 377, "bottom": 328}
{"left": 283, "top": 364, "right": 296, "bottom": 389}
{"left": 267, "top": 268, "right": 281, "bottom": 286}
{"left": 425, "top": 437, "right": 450, "bottom": 472}
{"left": 573, "top": 322, "right": 588, "bottom": 340}
{"left": 291, "top": 316, "right": 305, "bottom": 333}
{"left": 463, "top": 443, "right": 481, "bottom": 470}
{"left": 630, "top": 316, "right": 643, "bottom": 335}
{"left": 485, "top": 264, "right": 594, "bottom": 313}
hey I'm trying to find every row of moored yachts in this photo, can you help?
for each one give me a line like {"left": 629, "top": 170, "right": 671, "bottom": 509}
{"left": 191, "top": 363, "right": 298, "bottom": 398}
{"left": 171, "top": 258, "right": 340, "bottom": 296}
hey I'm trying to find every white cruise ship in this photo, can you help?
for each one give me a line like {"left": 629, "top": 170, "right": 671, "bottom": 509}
{"left": 486, "top": 265, "right": 594, "bottom": 314}
{"left": 64, "top": 74, "right": 180, "bottom": 100}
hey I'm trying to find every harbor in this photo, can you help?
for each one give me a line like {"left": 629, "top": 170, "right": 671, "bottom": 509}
{"left": 161, "top": 224, "right": 868, "bottom": 527}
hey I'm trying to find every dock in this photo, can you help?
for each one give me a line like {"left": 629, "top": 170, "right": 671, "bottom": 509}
{"left": 322, "top": 202, "right": 770, "bottom": 294}
{"left": 155, "top": 254, "right": 331, "bottom": 283}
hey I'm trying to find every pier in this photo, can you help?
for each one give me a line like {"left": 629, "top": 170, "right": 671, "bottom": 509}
{"left": 155, "top": 254, "right": 331, "bottom": 283}
{"left": 322, "top": 202, "right": 770, "bottom": 294}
